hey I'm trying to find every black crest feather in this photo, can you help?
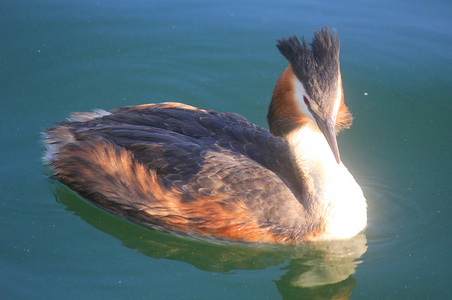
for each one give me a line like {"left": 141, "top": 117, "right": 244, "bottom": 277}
{"left": 276, "top": 27, "right": 340, "bottom": 112}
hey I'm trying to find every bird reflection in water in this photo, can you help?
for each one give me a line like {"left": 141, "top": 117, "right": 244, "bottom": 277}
{"left": 52, "top": 184, "right": 367, "bottom": 299}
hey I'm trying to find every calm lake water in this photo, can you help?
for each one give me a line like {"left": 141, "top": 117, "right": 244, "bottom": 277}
{"left": 1, "top": 0, "right": 451, "bottom": 299}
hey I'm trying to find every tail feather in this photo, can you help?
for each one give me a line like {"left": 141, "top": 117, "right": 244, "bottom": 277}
{"left": 42, "top": 126, "right": 75, "bottom": 166}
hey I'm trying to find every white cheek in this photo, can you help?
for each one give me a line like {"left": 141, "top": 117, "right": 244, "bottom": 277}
{"left": 293, "top": 77, "right": 342, "bottom": 123}
{"left": 332, "top": 77, "right": 342, "bottom": 120}
{"left": 293, "top": 79, "right": 315, "bottom": 121}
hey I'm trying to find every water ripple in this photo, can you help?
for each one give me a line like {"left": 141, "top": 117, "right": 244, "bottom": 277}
{"left": 359, "top": 173, "right": 425, "bottom": 262}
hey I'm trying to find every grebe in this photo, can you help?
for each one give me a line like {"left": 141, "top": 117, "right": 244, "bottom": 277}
{"left": 43, "top": 27, "right": 367, "bottom": 244}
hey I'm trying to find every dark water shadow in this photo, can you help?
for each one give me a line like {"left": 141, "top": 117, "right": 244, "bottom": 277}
{"left": 51, "top": 181, "right": 367, "bottom": 299}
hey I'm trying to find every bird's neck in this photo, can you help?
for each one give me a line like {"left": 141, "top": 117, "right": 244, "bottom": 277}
{"left": 267, "top": 64, "right": 366, "bottom": 239}
{"left": 285, "top": 123, "right": 367, "bottom": 240}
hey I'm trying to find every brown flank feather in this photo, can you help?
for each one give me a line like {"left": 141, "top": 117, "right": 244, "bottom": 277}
{"left": 51, "top": 138, "right": 279, "bottom": 243}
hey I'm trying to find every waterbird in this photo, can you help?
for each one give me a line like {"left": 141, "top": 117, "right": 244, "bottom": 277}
{"left": 42, "top": 27, "right": 367, "bottom": 244}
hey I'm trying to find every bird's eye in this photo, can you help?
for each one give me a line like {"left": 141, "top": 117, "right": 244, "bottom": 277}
{"left": 303, "top": 96, "right": 310, "bottom": 106}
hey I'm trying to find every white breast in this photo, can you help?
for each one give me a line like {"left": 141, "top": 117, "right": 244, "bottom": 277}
{"left": 287, "top": 123, "right": 367, "bottom": 240}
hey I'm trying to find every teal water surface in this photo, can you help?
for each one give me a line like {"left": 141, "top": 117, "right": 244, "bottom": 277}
{"left": 1, "top": 0, "right": 451, "bottom": 299}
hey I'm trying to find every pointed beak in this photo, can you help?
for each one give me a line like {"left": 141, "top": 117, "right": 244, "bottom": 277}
{"left": 315, "top": 115, "right": 341, "bottom": 164}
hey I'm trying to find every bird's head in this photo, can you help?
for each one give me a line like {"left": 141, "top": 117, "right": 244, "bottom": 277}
{"left": 268, "top": 27, "right": 353, "bottom": 164}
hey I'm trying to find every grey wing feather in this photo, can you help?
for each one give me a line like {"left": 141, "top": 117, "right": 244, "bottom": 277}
{"left": 64, "top": 106, "right": 303, "bottom": 204}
